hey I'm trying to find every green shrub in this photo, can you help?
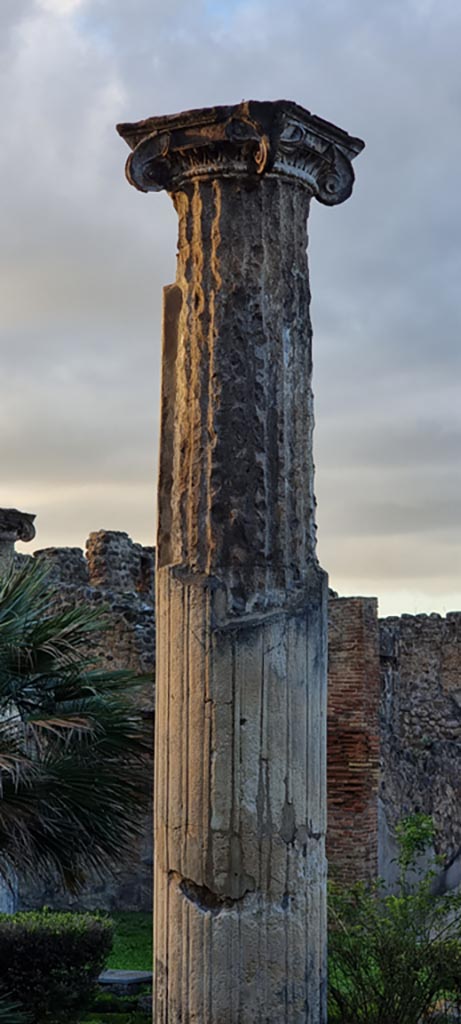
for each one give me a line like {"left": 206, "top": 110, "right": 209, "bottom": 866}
{"left": 89, "top": 991, "right": 140, "bottom": 1012}
{"left": 81, "top": 1015, "right": 146, "bottom": 1023}
{"left": 0, "top": 910, "right": 113, "bottom": 1023}
{"left": 0, "top": 561, "right": 152, "bottom": 895}
{"left": 328, "top": 815, "right": 461, "bottom": 1024}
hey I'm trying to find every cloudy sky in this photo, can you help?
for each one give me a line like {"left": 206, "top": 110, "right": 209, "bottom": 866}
{"left": 1, "top": 0, "right": 460, "bottom": 616}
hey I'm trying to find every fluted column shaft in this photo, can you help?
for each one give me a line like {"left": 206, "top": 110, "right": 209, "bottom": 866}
{"left": 158, "top": 176, "right": 316, "bottom": 592}
{"left": 155, "top": 174, "right": 327, "bottom": 1024}
{"left": 117, "top": 98, "right": 364, "bottom": 1024}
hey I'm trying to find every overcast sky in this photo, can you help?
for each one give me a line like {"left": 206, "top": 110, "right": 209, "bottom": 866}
{"left": 1, "top": 0, "right": 460, "bottom": 616}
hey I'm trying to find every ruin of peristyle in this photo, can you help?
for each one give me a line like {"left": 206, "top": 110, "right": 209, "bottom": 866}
{"left": 118, "top": 99, "right": 364, "bottom": 1023}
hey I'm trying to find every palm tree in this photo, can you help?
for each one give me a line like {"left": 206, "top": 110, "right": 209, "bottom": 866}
{"left": 0, "top": 560, "right": 152, "bottom": 893}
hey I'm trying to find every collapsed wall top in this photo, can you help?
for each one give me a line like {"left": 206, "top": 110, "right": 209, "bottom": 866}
{"left": 117, "top": 98, "right": 364, "bottom": 204}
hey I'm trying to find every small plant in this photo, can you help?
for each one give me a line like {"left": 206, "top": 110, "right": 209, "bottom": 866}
{"left": 0, "top": 910, "right": 114, "bottom": 1023}
{"left": 328, "top": 814, "right": 461, "bottom": 1024}
{"left": 395, "top": 812, "right": 437, "bottom": 877}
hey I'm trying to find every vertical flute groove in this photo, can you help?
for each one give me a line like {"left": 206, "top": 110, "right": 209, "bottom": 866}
{"left": 155, "top": 177, "right": 328, "bottom": 1022}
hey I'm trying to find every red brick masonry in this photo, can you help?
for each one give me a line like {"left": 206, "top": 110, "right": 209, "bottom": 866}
{"left": 327, "top": 597, "right": 381, "bottom": 884}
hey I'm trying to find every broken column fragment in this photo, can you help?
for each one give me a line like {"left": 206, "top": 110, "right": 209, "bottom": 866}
{"left": 0, "top": 508, "right": 36, "bottom": 576}
{"left": 118, "top": 99, "right": 364, "bottom": 1023}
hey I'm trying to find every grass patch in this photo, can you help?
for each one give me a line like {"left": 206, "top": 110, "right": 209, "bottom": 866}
{"left": 105, "top": 912, "right": 152, "bottom": 971}
{"left": 91, "top": 993, "right": 141, "bottom": 1011}
{"left": 82, "top": 1015, "right": 146, "bottom": 1024}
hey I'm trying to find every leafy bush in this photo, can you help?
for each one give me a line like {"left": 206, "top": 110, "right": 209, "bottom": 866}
{"left": 90, "top": 991, "right": 140, "bottom": 1011}
{"left": 81, "top": 1015, "right": 146, "bottom": 1023}
{"left": 395, "top": 812, "right": 437, "bottom": 877}
{"left": 0, "top": 910, "right": 113, "bottom": 1023}
{"left": 328, "top": 815, "right": 461, "bottom": 1024}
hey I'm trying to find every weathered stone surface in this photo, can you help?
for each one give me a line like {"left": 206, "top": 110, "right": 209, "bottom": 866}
{"left": 117, "top": 99, "right": 363, "bottom": 205}
{"left": 98, "top": 969, "right": 152, "bottom": 995}
{"left": 11, "top": 521, "right": 461, "bottom": 901}
{"left": 17, "top": 529, "right": 155, "bottom": 914}
{"left": 119, "top": 99, "right": 363, "bottom": 1023}
{"left": 380, "top": 612, "right": 461, "bottom": 875}
{"left": 155, "top": 567, "right": 328, "bottom": 1021}
{"left": 0, "top": 508, "right": 36, "bottom": 543}
{"left": 34, "top": 546, "right": 89, "bottom": 585}
{"left": 0, "top": 507, "right": 35, "bottom": 575}
{"left": 86, "top": 530, "right": 155, "bottom": 596}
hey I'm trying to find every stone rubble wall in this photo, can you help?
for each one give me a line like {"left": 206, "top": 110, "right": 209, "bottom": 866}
{"left": 328, "top": 601, "right": 461, "bottom": 886}
{"left": 16, "top": 529, "right": 461, "bottom": 904}
{"left": 17, "top": 531, "right": 155, "bottom": 913}
{"left": 380, "top": 611, "right": 461, "bottom": 866}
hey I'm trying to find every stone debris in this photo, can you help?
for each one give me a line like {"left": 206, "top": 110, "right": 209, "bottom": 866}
{"left": 98, "top": 968, "right": 152, "bottom": 996}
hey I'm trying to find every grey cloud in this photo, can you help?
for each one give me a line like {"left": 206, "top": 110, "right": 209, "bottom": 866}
{"left": 1, "top": 0, "right": 460, "bottom": 611}
{"left": 0, "top": 0, "right": 31, "bottom": 40}
{"left": 316, "top": 417, "right": 461, "bottom": 471}
{"left": 319, "top": 489, "right": 461, "bottom": 540}
{"left": 319, "top": 530, "right": 461, "bottom": 584}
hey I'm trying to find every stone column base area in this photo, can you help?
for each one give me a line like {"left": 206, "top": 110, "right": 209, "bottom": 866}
{"left": 154, "top": 565, "right": 328, "bottom": 1023}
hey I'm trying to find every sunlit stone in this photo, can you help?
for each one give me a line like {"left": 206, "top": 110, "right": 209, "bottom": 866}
{"left": 118, "top": 99, "right": 364, "bottom": 1024}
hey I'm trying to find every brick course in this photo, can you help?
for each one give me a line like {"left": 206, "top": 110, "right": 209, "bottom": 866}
{"left": 327, "top": 596, "right": 381, "bottom": 883}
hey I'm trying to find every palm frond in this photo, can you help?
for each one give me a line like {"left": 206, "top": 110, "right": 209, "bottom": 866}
{"left": 0, "top": 558, "right": 153, "bottom": 891}
{"left": 0, "top": 751, "right": 151, "bottom": 890}
{"left": 0, "top": 993, "right": 30, "bottom": 1023}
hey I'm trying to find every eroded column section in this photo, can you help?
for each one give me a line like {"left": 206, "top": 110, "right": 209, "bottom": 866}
{"left": 0, "top": 508, "right": 36, "bottom": 577}
{"left": 117, "top": 100, "right": 364, "bottom": 1023}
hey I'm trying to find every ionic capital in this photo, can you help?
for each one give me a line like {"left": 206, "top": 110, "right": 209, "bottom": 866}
{"left": 0, "top": 508, "right": 36, "bottom": 545}
{"left": 117, "top": 99, "right": 364, "bottom": 205}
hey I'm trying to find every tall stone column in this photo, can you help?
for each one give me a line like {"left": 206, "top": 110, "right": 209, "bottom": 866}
{"left": 118, "top": 100, "right": 363, "bottom": 1023}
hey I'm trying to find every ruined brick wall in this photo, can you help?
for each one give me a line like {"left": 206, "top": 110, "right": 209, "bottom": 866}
{"left": 17, "top": 531, "right": 155, "bottom": 913}
{"left": 16, "top": 530, "right": 461, "bottom": 903}
{"left": 327, "top": 602, "right": 461, "bottom": 886}
{"left": 17, "top": 539, "right": 385, "bottom": 899}
{"left": 17, "top": 534, "right": 386, "bottom": 902}
{"left": 31, "top": 532, "right": 156, "bottom": 678}
{"left": 380, "top": 612, "right": 461, "bottom": 865}
{"left": 327, "top": 596, "right": 381, "bottom": 884}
